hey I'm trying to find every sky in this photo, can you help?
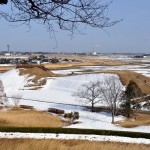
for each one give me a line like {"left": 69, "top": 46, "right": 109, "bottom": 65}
{"left": 0, "top": 0, "right": 150, "bottom": 53}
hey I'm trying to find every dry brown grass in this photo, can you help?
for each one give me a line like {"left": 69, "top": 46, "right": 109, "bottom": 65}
{"left": 85, "top": 58, "right": 132, "bottom": 66}
{"left": 115, "top": 113, "right": 150, "bottom": 128}
{"left": 0, "top": 109, "right": 68, "bottom": 127}
{"left": 0, "top": 66, "right": 15, "bottom": 73}
{"left": 0, "top": 139, "right": 149, "bottom": 150}
{"left": 18, "top": 66, "right": 55, "bottom": 88}
{"left": 44, "top": 59, "right": 131, "bottom": 70}
{"left": 19, "top": 66, "right": 150, "bottom": 94}
{"left": 19, "top": 66, "right": 54, "bottom": 78}
{"left": 95, "top": 70, "right": 150, "bottom": 94}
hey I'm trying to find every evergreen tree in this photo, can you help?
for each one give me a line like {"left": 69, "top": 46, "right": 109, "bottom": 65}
{"left": 121, "top": 80, "right": 143, "bottom": 118}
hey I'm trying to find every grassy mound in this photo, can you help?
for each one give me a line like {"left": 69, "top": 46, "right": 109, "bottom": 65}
{"left": 0, "top": 109, "right": 68, "bottom": 127}
{"left": 115, "top": 113, "right": 150, "bottom": 128}
{"left": 16, "top": 65, "right": 55, "bottom": 89}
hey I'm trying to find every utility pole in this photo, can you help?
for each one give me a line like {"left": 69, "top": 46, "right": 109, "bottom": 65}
{"left": 7, "top": 44, "right": 10, "bottom": 53}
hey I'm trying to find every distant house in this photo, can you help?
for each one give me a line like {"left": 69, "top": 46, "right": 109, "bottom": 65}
{"left": 42, "top": 57, "right": 49, "bottom": 63}
{"left": 10, "top": 59, "right": 17, "bottom": 64}
{"left": 92, "top": 52, "right": 97, "bottom": 56}
{"left": 133, "top": 55, "right": 144, "bottom": 58}
{"left": 4, "top": 53, "right": 11, "bottom": 56}
{"left": 143, "top": 54, "right": 150, "bottom": 59}
{"left": 38, "top": 55, "right": 45, "bottom": 60}
{"left": 0, "top": 58, "right": 6, "bottom": 64}
{"left": 30, "top": 59, "right": 38, "bottom": 64}
{"left": 50, "top": 58, "right": 60, "bottom": 63}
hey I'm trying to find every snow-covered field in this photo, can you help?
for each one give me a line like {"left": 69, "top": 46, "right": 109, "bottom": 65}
{"left": 0, "top": 69, "right": 121, "bottom": 106}
{"left": 0, "top": 69, "right": 150, "bottom": 133}
{"left": 52, "top": 64, "right": 150, "bottom": 77}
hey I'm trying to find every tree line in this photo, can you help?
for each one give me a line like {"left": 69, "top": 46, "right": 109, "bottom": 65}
{"left": 74, "top": 76, "right": 146, "bottom": 124}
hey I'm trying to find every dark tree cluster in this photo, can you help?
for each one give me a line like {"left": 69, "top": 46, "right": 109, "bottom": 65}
{"left": 0, "top": 0, "right": 119, "bottom": 33}
{"left": 121, "top": 80, "right": 143, "bottom": 118}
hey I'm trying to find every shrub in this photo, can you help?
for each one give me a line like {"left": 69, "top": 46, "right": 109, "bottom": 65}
{"left": 64, "top": 112, "right": 79, "bottom": 124}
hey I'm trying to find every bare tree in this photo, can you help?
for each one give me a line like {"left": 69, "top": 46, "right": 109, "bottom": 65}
{"left": 12, "top": 93, "right": 22, "bottom": 108}
{"left": 73, "top": 80, "right": 101, "bottom": 112}
{"left": 0, "top": 80, "right": 8, "bottom": 107}
{"left": 99, "top": 76, "right": 123, "bottom": 124}
{"left": 0, "top": 0, "right": 120, "bottom": 34}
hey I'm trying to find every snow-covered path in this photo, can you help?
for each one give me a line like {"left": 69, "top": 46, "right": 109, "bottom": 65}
{"left": 0, "top": 132, "right": 150, "bottom": 145}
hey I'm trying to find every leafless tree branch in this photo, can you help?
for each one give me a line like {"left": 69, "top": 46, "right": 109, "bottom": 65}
{"left": 0, "top": 0, "right": 120, "bottom": 34}
{"left": 73, "top": 80, "right": 101, "bottom": 112}
{"left": 99, "top": 76, "right": 123, "bottom": 123}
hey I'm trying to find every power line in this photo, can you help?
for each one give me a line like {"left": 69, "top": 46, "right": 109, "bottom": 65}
{"left": 0, "top": 95, "right": 85, "bottom": 108}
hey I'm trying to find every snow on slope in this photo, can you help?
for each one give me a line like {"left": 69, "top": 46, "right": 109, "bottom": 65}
{"left": 0, "top": 69, "right": 150, "bottom": 133}
{"left": 0, "top": 69, "right": 32, "bottom": 91}
{"left": 0, "top": 69, "right": 121, "bottom": 106}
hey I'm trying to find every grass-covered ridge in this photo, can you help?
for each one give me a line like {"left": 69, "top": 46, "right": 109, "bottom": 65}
{"left": 0, "top": 109, "right": 68, "bottom": 127}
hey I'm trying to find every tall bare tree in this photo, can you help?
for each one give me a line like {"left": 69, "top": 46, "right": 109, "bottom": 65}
{"left": 73, "top": 80, "right": 101, "bottom": 112}
{"left": 99, "top": 76, "right": 123, "bottom": 124}
{"left": 0, "top": 0, "right": 120, "bottom": 33}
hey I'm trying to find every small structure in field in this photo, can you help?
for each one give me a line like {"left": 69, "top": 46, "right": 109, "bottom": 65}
{"left": 47, "top": 108, "right": 64, "bottom": 114}
{"left": 19, "top": 105, "right": 34, "bottom": 110}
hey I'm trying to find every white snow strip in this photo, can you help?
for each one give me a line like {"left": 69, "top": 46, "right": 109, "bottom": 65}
{"left": 0, "top": 132, "right": 149, "bottom": 145}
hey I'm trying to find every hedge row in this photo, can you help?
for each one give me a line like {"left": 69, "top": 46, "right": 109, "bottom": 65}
{"left": 0, "top": 127, "right": 150, "bottom": 139}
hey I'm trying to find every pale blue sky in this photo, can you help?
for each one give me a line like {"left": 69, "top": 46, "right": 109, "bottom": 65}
{"left": 0, "top": 0, "right": 150, "bottom": 53}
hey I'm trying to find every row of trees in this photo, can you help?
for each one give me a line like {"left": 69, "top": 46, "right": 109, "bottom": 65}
{"left": 74, "top": 76, "right": 144, "bottom": 124}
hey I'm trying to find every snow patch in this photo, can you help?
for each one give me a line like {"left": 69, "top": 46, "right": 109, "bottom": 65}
{"left": 0, "top": 132, "right": 149, "bottom": 145}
